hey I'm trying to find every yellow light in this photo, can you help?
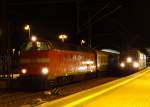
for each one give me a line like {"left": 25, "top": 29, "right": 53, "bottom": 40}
{"left": 21, "top": 68, "right": 27, "bottom": 74}
{"left": 58, "top": 34, "right": 68, "bottom": 42}
{"left": 31, "top": 36, "right": 37, "bottom": 42}
{"left": 24, "top": 25, "right": 30, "bottom": 30}
{"left": 120, "top": 62, "right": 125, "bottom": 68}
{"left": 126, "top": 57, "right": 132, "bottom": 63}
{"left": 41, "top": 67, "right": 49, "bottom": 75}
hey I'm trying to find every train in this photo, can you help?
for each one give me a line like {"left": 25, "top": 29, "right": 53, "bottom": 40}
{"left": 17, "top": 37, "right": 119, "bottom": 89}
{"left": 119, "top": 49, "right": 146, "bottom": 73}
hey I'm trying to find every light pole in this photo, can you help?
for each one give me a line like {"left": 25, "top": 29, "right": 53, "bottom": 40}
{"left": 24, "top": 24, "right": 31, "bottom": 39}
{"left": 58, "top": 34, "right": 68, "bottom": 42}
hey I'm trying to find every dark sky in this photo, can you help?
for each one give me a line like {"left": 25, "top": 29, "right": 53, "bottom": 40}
{"left": 8, "top": 0, "right": 150, "bottom": 51}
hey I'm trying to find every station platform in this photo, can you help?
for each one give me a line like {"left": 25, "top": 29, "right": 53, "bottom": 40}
{"left": 37, "top": 67, "right": 150, "bottom": 107}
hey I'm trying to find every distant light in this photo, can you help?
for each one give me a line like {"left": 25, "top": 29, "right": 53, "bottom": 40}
{"left": 59, "top": 34, "right": 68, "bottom": 42}
{"left": 81, "top": 40, "right": 85, "bottom": 45}
{"left": 31, "top": 36, "right": 37, "bottom": 42}
{"left": 24, "top": 25, "right": 30, "bottom": 30}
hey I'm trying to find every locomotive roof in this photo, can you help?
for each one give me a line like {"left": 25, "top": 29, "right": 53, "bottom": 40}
{"left": 21, "top": 38, "right": 94, "bottom": 52}
{"left": 50, "top": 41, "right": 93, "bottom": 52}
{"left": 101, "top": 49, "right": 120, "bottom": 54}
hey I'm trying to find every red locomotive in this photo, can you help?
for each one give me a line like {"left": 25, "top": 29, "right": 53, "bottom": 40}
{"left": 18, "top": 37, "right": 119, "bottom": 88}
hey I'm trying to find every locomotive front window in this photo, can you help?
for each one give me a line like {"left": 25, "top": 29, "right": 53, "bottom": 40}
{"left": 22, "top": 41, "right": 51, "bottom": 51}
{"left": 120, "top": 51, "right": 138, "bottom": 61}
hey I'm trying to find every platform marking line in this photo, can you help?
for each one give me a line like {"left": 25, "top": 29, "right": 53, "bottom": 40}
{"left": 64, "top": 68, "right": 150, "bottom": 107}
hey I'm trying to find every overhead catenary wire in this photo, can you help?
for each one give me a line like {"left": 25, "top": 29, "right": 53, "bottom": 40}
{"left": 80, "top": 2, "right": 111, "bottom": 30}
{"left": 79, "top": 4, "right": 122, "bottom": 33}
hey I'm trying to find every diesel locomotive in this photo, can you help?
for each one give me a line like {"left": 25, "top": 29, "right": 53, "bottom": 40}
{"left": 17, "top": 37, "right": 119, "bottom": 88}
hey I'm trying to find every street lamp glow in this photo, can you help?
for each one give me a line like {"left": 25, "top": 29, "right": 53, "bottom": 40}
{"left": 24, "top": 25, "right": 30, "bottom": 30}
{"left": 59, "top": 34, "right": 68, "bottom": 42}
{"left": 24, "top": 24, "right": 31, "bottom": 38}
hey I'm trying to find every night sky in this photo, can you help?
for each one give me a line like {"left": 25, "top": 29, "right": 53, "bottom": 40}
{"left": 7, "top": 0, "right": 150, "bottom": 51}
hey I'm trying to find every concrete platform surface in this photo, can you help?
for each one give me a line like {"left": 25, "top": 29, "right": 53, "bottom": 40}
{"left": 37, "top": 67, "right": 150, "bottom": 107}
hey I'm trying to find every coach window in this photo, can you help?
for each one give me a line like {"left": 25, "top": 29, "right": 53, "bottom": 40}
{"left": 101, "top": 56, "right": 104, "bottom": 64}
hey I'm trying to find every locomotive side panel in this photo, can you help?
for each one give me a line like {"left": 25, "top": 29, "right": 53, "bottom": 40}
{"left": 47, "top": 49, "right": 96, "bottom": 80}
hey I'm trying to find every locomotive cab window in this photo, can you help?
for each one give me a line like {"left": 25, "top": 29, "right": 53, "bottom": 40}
{"left": 22, "top": 41, "right": 52, "bottom": 51}
{"left": 120, "top": 51, "right": 138, "bottom": 60}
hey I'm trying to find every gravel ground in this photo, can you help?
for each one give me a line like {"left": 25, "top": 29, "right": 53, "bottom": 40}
{"left": 0, "top": 76, "right": 118, "bottom": 107}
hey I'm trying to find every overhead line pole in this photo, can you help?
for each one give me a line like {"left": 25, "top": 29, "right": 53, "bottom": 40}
{"left": 76, "top": 0, "right": 80, "bottom": 35}
{"left": 88, "top": 12, "right": 92, "bottom": 48}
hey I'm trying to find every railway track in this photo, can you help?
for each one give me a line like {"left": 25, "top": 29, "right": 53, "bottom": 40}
{"left": 0, "top": 91, "right": 49, "bottom": 107}
{"left": 0, "top": 76, "right": 118, "bottom": 107}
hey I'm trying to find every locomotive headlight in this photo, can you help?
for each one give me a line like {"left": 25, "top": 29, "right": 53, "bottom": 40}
{"left": 41, "top": 67, "right": 49, "bottom": 75}
{"left": 21, "top": 68, "right": 27, "bottom": 74}
{"left": 133, "top": 62, "right": 139, "bottom": 68}
{"left": 126, "top": 57, "right": 132, "bottom": 63}
{"left": 120, "top": 62, "right": 125, "bottom": 68}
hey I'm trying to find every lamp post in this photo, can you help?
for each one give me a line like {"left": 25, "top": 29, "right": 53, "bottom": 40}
{"left": 58, "top": 34, "right": 68, "bottom": 42}
{"left": 24, "top": 24, "right": 31, "bottom": 39}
